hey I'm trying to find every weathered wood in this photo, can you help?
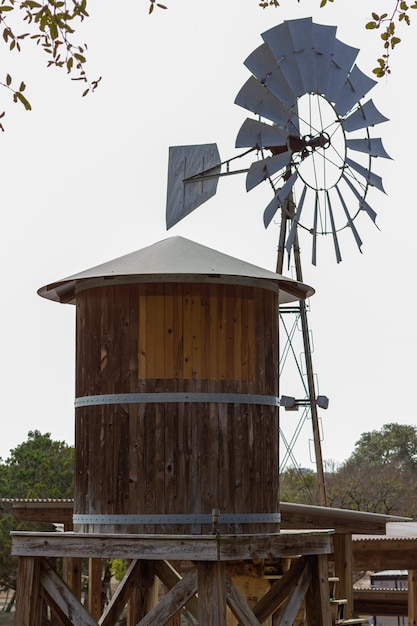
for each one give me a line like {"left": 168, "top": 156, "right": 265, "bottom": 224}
{"left": 217, "top": 530, "right": 333, "bottom": 561}
{"left": 225, "top": 573, "right": 260, "bottom": 626}
{"left": 304, "top": 554, "right": 332, "bottom": 626}
{"left": 40, "top": 558, "right": 98, "bottom": 626}
{"left": 88, "top": 558, "right": 102, "bottom": 620}
{"left": 63, "top": 556, "right": 82, "bottom": 599}
{"left": 154, "top": 560, "right": 198, "bottom": 619}
{"left": 12, "top": 502, "right": 73, "bottom": 524}
{"left": 409, "top": 569, "right": 417, "bottom": 625}
{"left": 275, "top": 558, "right": 312, "bottom": 626}
{"left": 127, "top": 561, "right": 157, "bottom": 626}
{"left": 333, "top": 534, "right": 353, "bottom": 617}
{"left": 12, "top": 530, "right": 334, "bottom": 561}
{"left": 353, "top": 588, "right": 407, "bottom": 615}
{"left": 136, "top": 566, "right": 198, "bottom": 626}
{"left": 198, "top": 562, "right": 227, "bottom": 626}
{"left": 250, "top": 556, "right": 308, "bottom": 624}
{"left": 353, "top": 537, "right": 417, "bottom": 570}
{"left": 74, "top": 281, "right": 279, "bottom": 535}
{"left": 14, "top": 556, "right": 43, "bottom": 626}
{"left": 98, "top": 560, "right": 144, "bottom": 626}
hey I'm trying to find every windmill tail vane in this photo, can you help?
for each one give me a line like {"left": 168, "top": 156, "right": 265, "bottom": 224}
{"left": 166, "top": 16, "right": 391, "bottom": 267}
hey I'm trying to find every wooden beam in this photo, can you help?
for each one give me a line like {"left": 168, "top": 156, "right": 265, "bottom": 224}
{"left": 154, "top": 560, "right": 198, "bottom": 619}
{"left": 12, "top": 503, "right": 73, "bottom": 524}
{"left": 353, "top": 588, "right": 407, "bottom": 615}
{"left": 250, "top": 556, "right": 308, "bottom": 624}
{"left": 14, "top": 556, "right": 43, "bottom": 626}
{"left": 97, "top": 559, "right": 143, "bottom": 626}
{"left": 127, "top": 561, "right": 157, "bottom": 626}
{"left": 224, "top": 573, "right": 260, "bottom": 626}
{"left": 136, "top": 566, "right": 198, "bottom": 626}
{"left": 304, "top": 554, "right": 332, "bottom": 626}
{"left": 11, "top": 530, "right": 333, "bottom": 562}
{"left": 409, "top": 570, "right": 417, "bottom": 625}
{"left": 88, "top": 558, "right": 102, "bottom": 620}
{"left": 353, "top": 538, "right": 417, "bottom": 570}
{"left": 275, "top": 558, "right": 312, "bottom": 625}
{"left": 40, "top": 558, "right": 98, "bottom": 626}
{"left": 63, "top": 557, "right": 82, "bottom": 599}
{"left": 280, "top": 503, "right": 389, "bottom": 535}
{"left": 333, "top": 534, "right": 353, "bottom": 617}
{"left": 198, "top": 562, "right": 227, "bottom": 626}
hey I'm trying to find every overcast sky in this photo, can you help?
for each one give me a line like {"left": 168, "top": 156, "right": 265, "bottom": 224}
{"left": 0, "top": 0, "right": 414, "bottom": 470}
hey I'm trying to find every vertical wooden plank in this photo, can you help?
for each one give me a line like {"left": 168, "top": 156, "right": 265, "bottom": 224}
{"left": 127, "top": 561, "right": 157, "bottom": 626}
{"left": 173, "top": 283, "right": 183, "bottom": 380}
{"left": 408, "top": 569, "right": 417, "bottom": 625}
{"left": 333, "top": 534, "right": 353, "bottom": 617}
{"left": 218, "top": 284, "right": 227, "bottom": 381}
{"left": 182, "top": 283, "right": 193, "bottom": 380}
{"left": 198, "top": 562, "right": 227, "bottom": 626}
{"left": 240, "top": 287, "right": 249, "bottom": 385}
{"left": 191, "top": 283, "right": 202, "bottom": 380}
{"left": 14, "top": 557, "right": 43, "bottom": 626}
{"left": 247, "top": 287, "right": 255, "bottom": 389}
{"left": 88, "top": 558, "right": 102, "bottom": 621}
{"left": 164, "top": 282, "right": 174, "bottom": 380}
{"left": 305, "top": 555, "right": 332, "bottom": 626}
{"left": 138, "top": 284, "right": 147, "bottom": 382}
{"left": 209, "top": 284, "right": 219, "bottom": 381}
{"left": 154, "top": 283, "right": 165, "bottom": 379}
{"left": 233, "top": 285, "right": 242, "bottom": 381}
{"left": 63, "top": 557, "right": 82, "bottom": 600}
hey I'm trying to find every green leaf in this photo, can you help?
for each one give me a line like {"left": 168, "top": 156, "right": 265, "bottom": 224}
{"left": 372, "top": 12, "right": 380, "bottom": 20}
{"left": 6, "top": 73, "right": 11, "bottom": 86}
{"left": 366, "top": 21, "right": 377, "bottom": 29}
{"left": 14, "top": 91, "right": 32, "bottom": 110}
{"left": 19, "top": 81, "right": 26, "bottom": 91}
{"left": 74, "top": 53, "right": 86, "bottom": 63}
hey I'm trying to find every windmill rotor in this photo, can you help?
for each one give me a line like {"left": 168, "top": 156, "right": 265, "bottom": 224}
{"left": 166, "top": 17, "right": 391, "bottom": 267}
{"left": 235, "top": 16, "right": 391, "bottom": 265}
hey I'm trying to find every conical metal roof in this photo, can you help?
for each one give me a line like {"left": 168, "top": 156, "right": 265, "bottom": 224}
{"left": 38, "top": 236, "right": 314, "bottom": 304}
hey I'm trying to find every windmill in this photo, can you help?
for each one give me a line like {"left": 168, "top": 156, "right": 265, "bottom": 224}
{"left": 165, "top": 17, "right": 390, "bottom": 505}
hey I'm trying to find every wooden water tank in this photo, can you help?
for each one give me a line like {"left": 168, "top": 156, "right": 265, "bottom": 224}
{"left": 38, "top": 236, "right": 313, "bottom": 534}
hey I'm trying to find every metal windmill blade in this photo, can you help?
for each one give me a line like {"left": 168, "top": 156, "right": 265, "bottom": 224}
{"left": 233, "top": 18, "right": 391, "bottom": 267}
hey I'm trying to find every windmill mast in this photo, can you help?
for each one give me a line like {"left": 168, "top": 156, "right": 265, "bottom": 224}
{"left": 277, "top": 198, "right": 328, "bottom": 507}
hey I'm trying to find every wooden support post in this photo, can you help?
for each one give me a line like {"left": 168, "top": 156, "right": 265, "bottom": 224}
{"left": 127, "top": 560, "right": 157, "bottom": 625}
{"left": 63, "top": 557, "right": 82, "bottom": 600}
{"left": 408, "top": 569, "right": 417, "bottom": 625}
{"left": 275, "top": 557, "right": 312, "bottom": 626}
{"left": 334, "top": 533, "right": 353, "bottom": 616}
{"left": 40, "top": 558, "right": 98, "bottom": 626}
{"left": 88, "top": 558, "right": 102, "bottom": 621}
{"left": 304, "top": 554, "right": 332, "bottom": 626}
{"left": 14, "top": 556, "right": 43, "bottom": 626}
{"left": 198, "top": 562, "right": 227, "bottom": 626}
{"left": 154, "top": 560, "right": 198, "bottom": 623}
{"left": 136, "top": 566, "right": 198, "bottom": 626}
{"left": 225, "top": 573, "right": 260, "bottom": 626}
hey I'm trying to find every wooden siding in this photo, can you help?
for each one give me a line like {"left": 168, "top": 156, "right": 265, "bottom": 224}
{"left": 74, "top": 282, "right": 279, "bottom": 534}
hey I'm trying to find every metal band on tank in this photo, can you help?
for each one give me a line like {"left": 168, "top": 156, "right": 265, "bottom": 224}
{"left": 75, "top": 392, "right": 280, "bottom": 408}
{"left": 73, "top": 513, "right": 281, "bottom": 525}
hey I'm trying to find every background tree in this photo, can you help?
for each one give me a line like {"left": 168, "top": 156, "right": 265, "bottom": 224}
{"left": 0, "top": 430, "right": 74, "bottom": 607}
{"left": 326, "top": 423, "right": 417, "bottom": 517}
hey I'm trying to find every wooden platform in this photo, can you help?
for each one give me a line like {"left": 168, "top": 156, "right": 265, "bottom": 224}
{"left": 12, "top": 529, "right": 335, "bottom": 626}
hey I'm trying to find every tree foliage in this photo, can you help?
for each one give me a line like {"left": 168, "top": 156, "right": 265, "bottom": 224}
{"left": 0, "top": 431, "right": 74, "bottom": 596}
{"left": 0, "top": 0, "right": 415, "bottom": 131}
{"left": 326, "top": 423, "right": 417, "bottom": 517}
